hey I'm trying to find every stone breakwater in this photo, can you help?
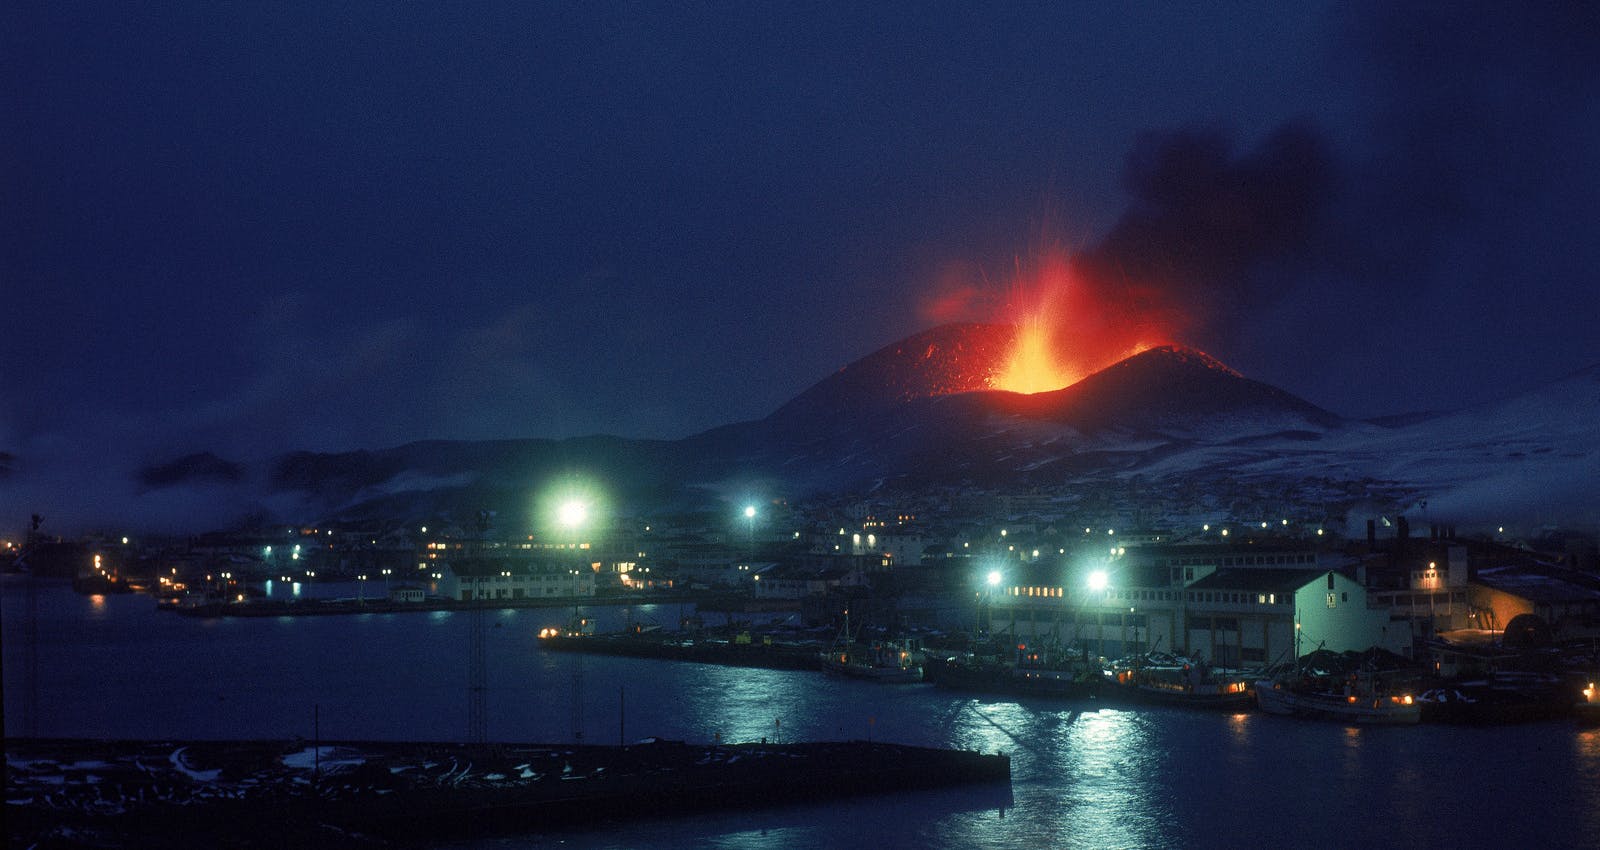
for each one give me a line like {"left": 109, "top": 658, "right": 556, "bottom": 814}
{"left": 6, "top": 737, "right": 1012, "bottom": 847}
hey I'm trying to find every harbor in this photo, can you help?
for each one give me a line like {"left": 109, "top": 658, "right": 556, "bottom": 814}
{"left": 7, "top": 578, "right": 1600, "bottom": 849}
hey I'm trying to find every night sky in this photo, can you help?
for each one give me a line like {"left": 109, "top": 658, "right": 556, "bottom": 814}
{"left": 5, "top": 4, "right": 1599, "bottom": 524}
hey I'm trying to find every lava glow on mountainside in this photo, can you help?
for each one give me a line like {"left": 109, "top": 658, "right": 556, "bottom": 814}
{"left": 985, "top": 249, "right": 1173, "bottom": 394}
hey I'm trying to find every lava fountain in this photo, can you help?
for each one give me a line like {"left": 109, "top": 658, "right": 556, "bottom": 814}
{"left": 986, "top": 248, "right": 1175, "bottom": 394}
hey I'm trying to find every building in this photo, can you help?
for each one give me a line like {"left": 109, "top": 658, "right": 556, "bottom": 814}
{"left": 1469, "top": 565, "right": 1600, "bottom": 638}
{"left": 439, "top": 558, "right": 596, "bottom": 602}
{"left": 752, "top": 564, "right": 848, "bottom": 600}
{"left": 984, "top": 543, "right": 1409, "bottom": 663}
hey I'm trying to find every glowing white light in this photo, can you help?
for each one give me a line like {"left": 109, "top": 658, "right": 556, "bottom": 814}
{"left": 559, "top": 501, "right": 588, "bottom": 528}
{"left": 743, "top": 505, "right": 756, "bottom": 519}
{"left": 1087, "top": 570, "right": 1109, "bottom": 592}
{"left": 986, "top": 570, "right": 1002, "bottom": 587}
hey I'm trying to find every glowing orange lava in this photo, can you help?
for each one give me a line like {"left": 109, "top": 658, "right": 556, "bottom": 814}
{"left": 985, "top": 248, "right": 1173, "bottom": 394}
{"left": 995, "top": 311, "right": 1077, "bottom": 394}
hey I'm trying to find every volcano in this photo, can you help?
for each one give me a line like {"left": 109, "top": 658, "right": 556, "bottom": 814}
{"left": 114, "top": 322, "right": 1600, "bottom": 531}
{"left": 256, "top": 327, "right": 1339, "bottom": 520}
{"left": 760, "top": 327, "right": 1336, "bottom": 442}
{"left": 763, "top": 322, "right": 1013, "bottom": 430}
{"left": 985, "top": 344, "right": 1342, "bottom": 434}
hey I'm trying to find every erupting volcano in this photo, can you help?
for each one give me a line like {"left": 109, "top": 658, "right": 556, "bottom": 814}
{"left": 772, "top": 247, "right": 1194, "bottom": 424}
{"left": 971, "top": 248, "right": 1178, "bottom": 395}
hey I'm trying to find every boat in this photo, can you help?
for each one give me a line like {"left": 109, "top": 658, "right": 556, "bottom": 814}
{"left": 1417, "top": 671, "right": 1577, "bottom": 724}
{"left": 1577, "top": 680, "right": 1600, "bottom": 727}
{"left": 1103, "top": 653, "right": 1254, "bottom": 710}
{"left": 924, "top": 641, "right": 1101, "bottom": 699}
{"left": 821, "top": 640, "right": 923, "bottom": 683}
{"left": 819, "top": 610, "right": 923, "bottom": 683}
{"left": 1255, "top": 669, "right": 1420, "bottom": 724}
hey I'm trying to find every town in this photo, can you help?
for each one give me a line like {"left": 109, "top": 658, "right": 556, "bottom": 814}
{"left": 10, "top": 483, "right": 1600, "bottom": 725}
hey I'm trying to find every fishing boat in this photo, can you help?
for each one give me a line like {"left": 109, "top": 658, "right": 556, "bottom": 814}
{"left": 1417, "top": 671, "right": 1577, "bottom": 724}
{"left": 1577, "top": 680, "right": 1600, "bottom": 727}
{"left": 1255, "top": 669, "right": 1420, "bottom": 724}
{"left": 1103, "top": 653, "right": 1254, "bottom": 710}
{"left": 924, "top": 641, "right": 1101, "bottom": 699}
{"left": 819, "top": 610, "right": 923, "bottom": 683}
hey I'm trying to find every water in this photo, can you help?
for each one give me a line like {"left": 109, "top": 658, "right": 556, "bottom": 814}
{"left": 7, "top": 577, "right": 1600, "bottom": 849}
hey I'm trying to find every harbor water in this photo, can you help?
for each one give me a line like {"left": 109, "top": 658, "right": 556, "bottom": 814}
{"left": 6, "top": 578, "right": 1600, "bottom": 849}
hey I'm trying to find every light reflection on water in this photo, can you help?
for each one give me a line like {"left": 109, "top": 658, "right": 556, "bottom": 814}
{"left": 8, "top": 580, "right": 1600, "bottom": 850}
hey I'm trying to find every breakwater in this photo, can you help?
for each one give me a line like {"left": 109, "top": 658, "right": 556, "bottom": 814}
{"left": 6, "top": 737, "right": 1011, "bottom": 847}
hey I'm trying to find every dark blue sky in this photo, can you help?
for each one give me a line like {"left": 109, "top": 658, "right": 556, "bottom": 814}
{"left": 4, "top": 3, "right": 1598, "bottom": 506}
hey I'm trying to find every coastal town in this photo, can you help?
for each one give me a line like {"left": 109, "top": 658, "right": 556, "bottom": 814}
{"left": 10, "top": 487, "right": 1600, "bottom": 726}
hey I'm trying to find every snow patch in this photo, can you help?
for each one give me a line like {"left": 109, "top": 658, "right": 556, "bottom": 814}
{"left": 169, "top": 747, "right": 221, "bottom": 782}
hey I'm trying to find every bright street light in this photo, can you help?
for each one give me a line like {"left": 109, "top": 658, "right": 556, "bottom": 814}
{"left": 743, "top": 505, "right": 757, "bottom": 519}
{"left": 1087, "top": 570, "right": 1109, "bottom": 592}
{"left": 558, "top": 500, "right": 588, "bottom": 528}
{"left": 986, "top": 570, "right": 1002, "bottom": 587}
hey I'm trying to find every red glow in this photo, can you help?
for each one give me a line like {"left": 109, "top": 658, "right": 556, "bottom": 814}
{"left": 988, "top": 248, "right": 1177, "bottom": 394}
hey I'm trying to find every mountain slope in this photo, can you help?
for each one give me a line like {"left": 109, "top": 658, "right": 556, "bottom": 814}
{"left": 987, "top": 344, "right": 1343, "bottom": 434}
{"left": 117, "top": 326, "right": 1600, "bottom": 531}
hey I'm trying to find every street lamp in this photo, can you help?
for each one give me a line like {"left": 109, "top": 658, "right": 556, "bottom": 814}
{"left": 742, "top": 504, "right": 758, "bottom": 559}
{"left": 978, "top": 569, "right": 1003, "bottom": 641}
{"left": 558, "top": 500, "right": 588, "bottom": 531}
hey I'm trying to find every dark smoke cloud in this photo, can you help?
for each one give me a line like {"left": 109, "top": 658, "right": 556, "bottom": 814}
{"left": 1336, "top": 1, "right": 1600, "bottom": 287}
{"left": 1225, "top": 1, "right": 1600, "bottom": 417}
{"left": 1076, "top": 122, "right": 1334, "bottom": 337}
{"left": 137, "top": 452, "right": 246, "bottom": 491}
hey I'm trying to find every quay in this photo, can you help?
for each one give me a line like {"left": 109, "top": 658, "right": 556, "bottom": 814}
{"left": 537, "top": 631, "right": 824, "bottom": 670}
{"left": 160, "top": 589, "right": 786, "bottom": 618}
{"left": 6, "top": 737, "right": 1012, "bottom": 848}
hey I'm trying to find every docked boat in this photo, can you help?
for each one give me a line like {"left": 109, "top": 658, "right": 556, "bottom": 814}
{"left": 819, "top": 611, "right": 923, "bottom": 683}
{"left": 1577, "top": 680, "right": 1600, "bottom": 727}
{"left": 820, "top": 640, "right": 924, "bottom": 683}
{"left": 1417, "top": 672, "right": 1577, "bottom": 724}
{"left": 924, "top": 642, "right": 1101, "bottom": 700}
{"left": 1255, "top": 671, "right": 1420, "bottom": 725}
{"left": 1104, "top": 654, "right": 1254, "bottom": 710}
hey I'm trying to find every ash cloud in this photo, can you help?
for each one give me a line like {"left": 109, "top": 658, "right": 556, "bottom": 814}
{"left": 137, "top": 452, "right": 246, "bottom": 491}
{"left": 1075, "top": 122, "right": 1334, "bottom": 339}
